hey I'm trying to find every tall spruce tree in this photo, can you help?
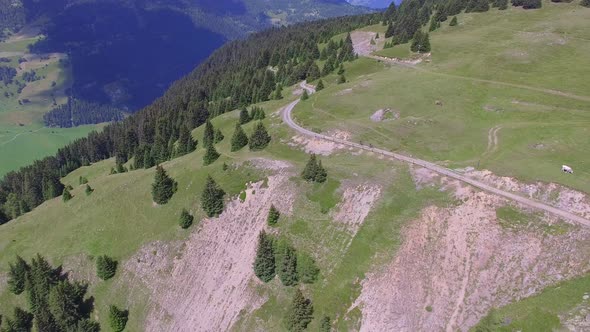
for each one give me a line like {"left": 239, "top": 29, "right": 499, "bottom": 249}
{"left": 302, "top": 154, "right": 319, "bottom": 182}
{"left": 316, "top": 79, "right": 325, "bottom": 91}
{"left": 96, "top": 255, "right": 117, "bottom": 280}
{"left": 62, "top": 187, "right": 72, "bottom": 202}
{"left": 179, "top": 208, "right": 194, "bottom": 229}
{"left": 200, "top": 175, "right": 226, "bottom": 217}
{"left": 315, "top": 160, "right": 328, "bottom": 183}
{"left": 239, "top": 107, "right": 251, "bottom": 125}
{"left": 85, "top": 184, "right": 94, "bottom": 196}
{"left": 277, "top": 243, "right": 298, "bottom": 286}
{"left": 203, "top": 120, "right": 215, "bottom": 148}
{"left": 301, "top": 90, "right": 309, "bottom": 101}
{"left": 230, "top": 123, "right": 249, "bottom": 152}
{"left": 249, "top": 122, "right": 271, "bottom": 151}
{"left": 108, "top": 306, "right": 128, "bottom": 332}
{"left": 203, "top": 144, "right": 221, "bottom": 166}
{"left": 320, "top": 316, "right": 331, "bottom": 332}
{"left": 337, "top": 74, "right": 346, "bottom": 84}
{"left": 450, "top": 16, "right": 458, "bottom": 26}
{"left": 3, "top": 307, "right": 34, "bottom": 332}
{"left": 7, "top": 255, "right": 29, "bottom": 295}
{"left": 267, "top": 204, "right": 280, "bottom": 226}
{"left": 151, "top": 165, "right": 177, "bottom": 204}
{"left": 285, "top": 289, "right": 314, "bottom": 332}
{"left": 274, "top": 83, "right": 284, "bottom": 100}
{"left": 214, "top": 128, "right": 224, "bottom": 144}
{"left": 253, "top": 231, "right": 276, "bottom": 282}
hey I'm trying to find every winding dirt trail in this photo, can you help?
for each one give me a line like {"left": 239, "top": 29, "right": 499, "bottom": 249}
{"left": 282, "top": 82, "right": 590, "bottom": 227}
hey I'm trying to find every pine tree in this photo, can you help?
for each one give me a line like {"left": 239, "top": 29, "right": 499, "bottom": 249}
{"left": 79, "top": 176, "right": 88, "bottom": 185}
{"left": 151, "top": 165, "right": 178, "bottom": 204}
{"left": 410, "top": 30, "right": 423, "bottom": 52}
{"left": 48, "top": 280, "right": 88, "bottom": 331}
{"left": 96, "top": 255, "right": 117, "bottom": 280}
{"left": 302, "top": 154, "right": 319, "bottom": 182}
{"left": 239, "top": 107, "right": 251, "bottom": 125}
{"left": 179, "top": 208, "right": 194, "bottom": 229}
{"left": 267, "top": 204, "right": 280, "bottom": 226}
{"left": 214, "top": 128, "right": 224, "bottom": 144}
{"left": 337, "top": 74, "right": 346, "bottom": 84}
{"left": 320, "top": 316, "right": 331, "bottom": 332}
{"left": 62, "top": 187, "right": 72, "bottom": 202}
{"left": 277, "top": 243, "right": 298, "bottom": 286}
{"left": 253, "top": 231, "right": 276, "bottom": 282}
{"left": 337, "top": 64, "right": 345, "bottom": 75}
{"left": 301, "top": 90, "right": 309, "bottom": 101}
{"left": 203, "top": 120, "right": 215, "bottom": 147}
{"left": 375, "top": 32, "right": 380, "bottom": 39}
{"left": 203, "top": 143, "right": 220, "bottom": 166}
{"left": 315, "top": 161, "right": 327, "bottom": 183}
{"left": 582, "top": 0, "right": 590, "bottom": 7}
{"left": 385, "top": 23, "right": 395, "bottom": 38}
{"left": 274, "top": 83, "right": 284, "bottom": 100}
{"left": 230, "top": 123, "right": 249, "bottom": 152}
{"left": 7, "top": 255, "right": 29, "bottom": 295}
{"left": 420, "top": 33, "right": 431, "bottom": 53}
{"left": 285, "top": 289, "right": 314, "bottom": 332}
{"left": 316, "top": 79, "right": 325, "bottom": 91}
{"left": 108, "top": 305, "right": 128, "bottom": 332}
{"left": 201, "top": 175, "right": 226, "bottom": 218}
{"left": 496, "top": 0, "right": 509, "bottom": 9}
{"left": 85, "top": 184, "right": 94, "bottom": 196}
{"left": 3, "top": 307, "right": 33, "bottom": 332}
{"left": 177, "top": 123, "right": 196, "bottom": 156}
{"left": 429, "top": 17, "right": 438, "bottom": 32}
{"left": 297, "top": 253, "right": 320, "bottom": 284}
{"left": 450, "top": 16, "right": 458, "bottom": 26}
{"left": 306, "top": 62, "right": 321, "bottom": 81}
{"left": 249, "top": 122, "right": 271, "bottom": 151}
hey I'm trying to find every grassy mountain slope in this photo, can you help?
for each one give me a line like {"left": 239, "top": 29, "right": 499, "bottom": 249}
{"left": 1, "top": 1, "right": 590, "bottom": 331}
{"left": 298, "top": 1, "right": 590, "bottom": 193}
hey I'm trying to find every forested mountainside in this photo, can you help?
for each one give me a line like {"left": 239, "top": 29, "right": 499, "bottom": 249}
{"left": 0, "top": 0, "right": 371, "bottom": 113}
{"left": 0, "top": 12, "right": 379, "bottom": 223}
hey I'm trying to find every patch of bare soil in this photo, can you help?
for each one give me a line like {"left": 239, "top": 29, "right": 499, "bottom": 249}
{"left": 370, "top": 108, "right": 400, "bottom": 122}
{"left": 561, "top": 295, "right": 590, "bottom": 331}
{"left": 124, "top": 172, "right": 297, "bottom": 331}
{"left": 354, "top": 167, "right": 590, "bottom": 331}
{"left": 335, "top": 88, "right": 353, "bottom": 96}
{"left": 465, "top": 169, "right": 590, "bottom": 219}
{"left": 351, "top": 31, "right": 379, "bottom": 56}
{"left": 332, "top": 182, "right": 382, "bottom": 236}
{"left": 289, "top": 130, "right": 351, "bottom": 156}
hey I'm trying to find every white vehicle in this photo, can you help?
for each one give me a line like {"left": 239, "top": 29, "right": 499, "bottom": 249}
{"left": 562, "top": 165, "right": 573, "bottom": 174}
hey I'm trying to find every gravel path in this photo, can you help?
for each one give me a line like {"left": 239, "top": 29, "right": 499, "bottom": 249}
{"left": 282, "top": 82, "right": 590, "bottom": 227}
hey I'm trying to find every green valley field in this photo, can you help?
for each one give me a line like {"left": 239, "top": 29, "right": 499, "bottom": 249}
{"left": 0, "top": 31, "right": 98, "bottom": 176}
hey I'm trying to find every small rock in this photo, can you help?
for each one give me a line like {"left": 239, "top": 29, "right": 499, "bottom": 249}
{"left": 583, "top": 295, "right": 589, "bottom": 300}
{"left": 435, "top": 100, "right": 443, "bottom": 106}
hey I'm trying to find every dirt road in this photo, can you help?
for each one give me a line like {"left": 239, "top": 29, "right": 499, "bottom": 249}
{"left": 282, "top": 82, "right": 590, "bottom": 227}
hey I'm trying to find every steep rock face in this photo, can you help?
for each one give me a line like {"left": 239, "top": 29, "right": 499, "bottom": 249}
{"left": 123, "top": 170, "right": 296, "bottom": 331}
{"left": 355, "top": 168, "right": 590, "bottom": 332}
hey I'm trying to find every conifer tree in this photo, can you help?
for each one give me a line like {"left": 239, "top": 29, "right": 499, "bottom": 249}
{"left": 316, "top": 79, "right": 325, "bottom": 91}
{"left": 203, "top": 144, "right": 220, "bottom": 166}
{"left": 239, "top": 107, "right": 251, "bottom": 125}
{"left": 277, "top": 243, "right": 298, "bottom": 286}
{"left": 96, "top": 255, "right": 117, "bottom": 280}
{"left": 302, "top": 154, "right": 319, "bottom": 182}
{"left": 376, "top": 33, "right": 380, "bottom": 39}
{"left": 253, "top": 231, "right": 276, "bottom": 282}
{"left": 203, "top": 120, "right": 215, "bottom": 147}
{"left": 7, "top": 255, "right": 29, "bottom": 295}
{"left": 320, "top": 316, "right": 331, "bottom": 332}
{"left": 306, "top": 62, "right": 321, "bottom": 81}
{"left": 151, "top": 165, "right": 177, "bottom": 204}
{"left": 274, "top": 83, "right": 284, "bottom": 100}
{"left": 3, "top": 307, "right": 33, "bottom": 332}
{"left": 230, "top": 123, "right": 249, "bottom": 152}
{"left": 497, "top": 0, "right": 509, "bottom": 9}
{"left": 214, "top": 128, "right": 224, "bottom": 144}
{"left": 385, "top": 23, "right": 395, "bottom": 38}
{"left": 85, "top": 184, "right": 94, "bottom": 196}
{"left": 429, "top": 17, "right": 438, "bottom": 31}
{"left": 582, "top": 0, "right": 590, "bottom": 7}
{"left": 179, "top": 208, "right": 194, "bottom": 229}
{"left": 337, "top": 64, "right": 345, "bottom": 75}
{"left": 297, "top": 253, "right": 320, "bottom": 284}
{"left": 48, "top": 280, "right": 88, "bottom": 331}
{"left": 337, "top": 74, "right": 346, "bottom": 84}
{"left": 267, "top": 204, "right": 280, "bottom": 226}
{"left": 177, "top": 123, "right": 197, "bottom": 156}
{"left": 201, "top": 175, "right": 226, "bottom": 217}
{"left": 79, "top": 176, "right": 88, "bottom": 185}
{"left": 249, "top": 122, "right": 271, "bottom": 151}
{"left": 285, "top": 289, "right": 314, "bottom": 331}
{"left": 62, "top": 187, "right": 72, "bottom": 202}
{"left": 301, "top": 90, "right": 309, "bottom": 101}
{"left": 108, "top": 305, "right": 128, "bottom": 332}
{"left": 450, "top": 16, "right": 458, "bottom": 26}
